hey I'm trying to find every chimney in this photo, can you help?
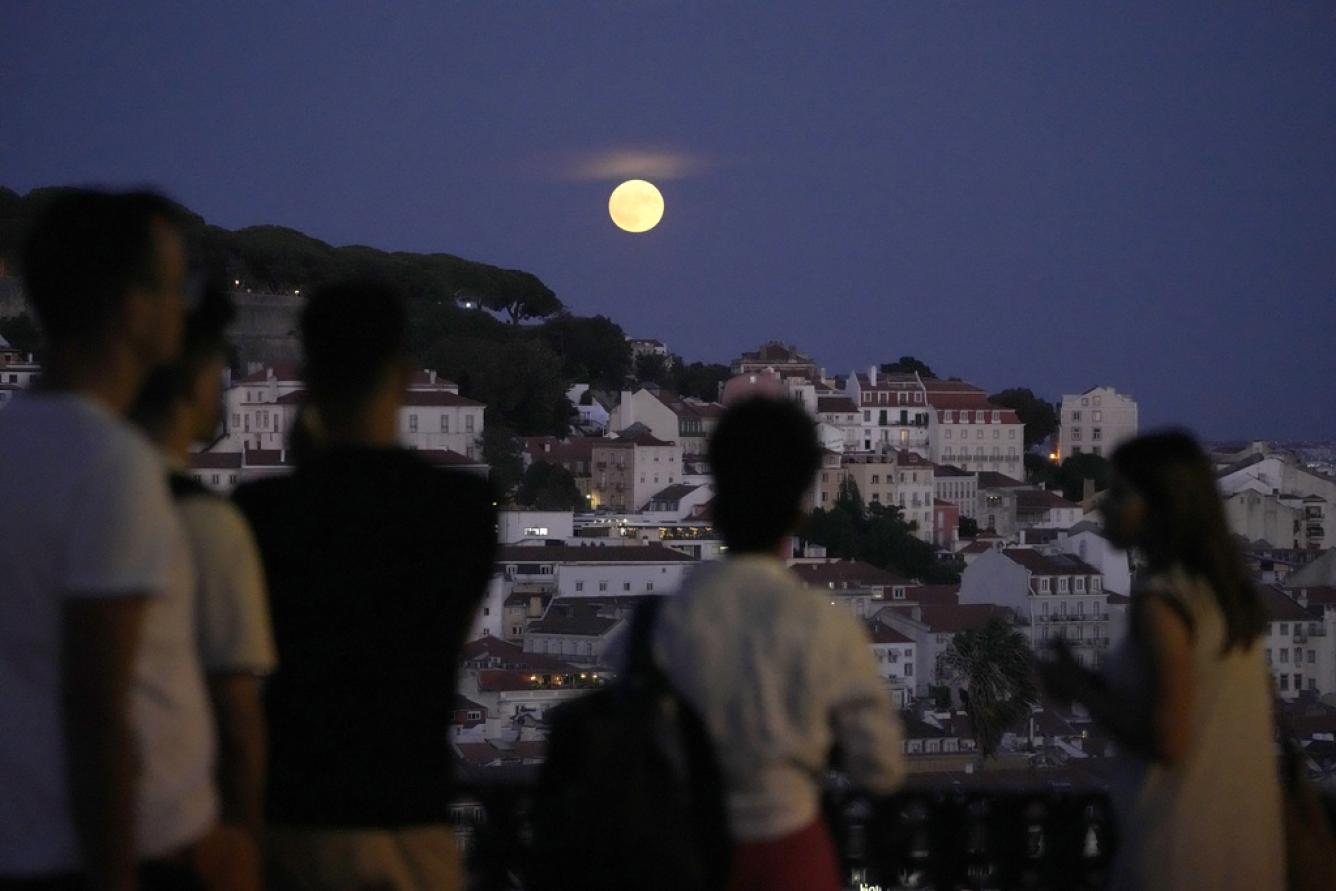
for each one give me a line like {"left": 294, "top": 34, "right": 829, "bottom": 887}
{"left": 868, "top": 365, "right": 878, "bottom": 386}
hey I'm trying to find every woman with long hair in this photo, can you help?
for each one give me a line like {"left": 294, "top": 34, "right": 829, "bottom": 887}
{"left": 1039, "top": 431, "right": 1283, "bottom": 890}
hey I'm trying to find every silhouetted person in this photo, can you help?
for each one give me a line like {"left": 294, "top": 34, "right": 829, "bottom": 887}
{"left": 233, "top": 279, "right": 497, "bottom": 891}
{"left": 1039, "top": 431, "right": 1282, "bottom": 890}
{"left": 643, "top": 397, "right": 904, "bottom": 891}
{"left": 0, "top": 190, "right": 247, "bottom": 890}
{"left": 130, "top": 281, "right": 276, "bottom": 858}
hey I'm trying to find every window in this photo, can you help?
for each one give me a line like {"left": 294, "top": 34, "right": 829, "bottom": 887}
{"left": 871, "top": 474, "right": 880, "bottom": 484}
{"left": 441, "top": 415, "right": 450, "bottom": 432}
{"left": 1280, "top": 674, "right": 1289, "bottom": 691}
{"left": 1057, "top": 577, "right": 1069, "bottom": 593}
{"left": 905, "top": 663, "right": 913, "bottom": 676}
{"left": 575, "top": 581, "right": 584, "bottom": 592}
{"left": 976, "top": 429, "right": 984, "bottom": 439}
{"left": 1308, "top": 650, "right": 1316, "bottom": 664}
{"left": 945, "top": 429, "right": 952, "bottom": 439}
{"left": 1093, "top": 410, "right": 1102, "bottom": 421}
{"left": 647, "top": 582, "right": 654, "bottom": 592}
{"left": 1093, "top": 395, "right": 1102, "bottom": 405}
{"left": 465, "top": 415, "right": 475, "bottom": 433}
{"left": 482, "top": 607, "right": 490, "bottom": 616}
{"left": 211, "top": 474, "right": 220, "bottom": 485}
{"left": 409, "top": 414, "right": 418, "bottom": 432}
{"left": 1081, "top": 397, "right": 1089, "bottom": 406}
{"left": 1009, "top": 429, "right": 1016, "bottom": 439}
{"left": 1281, "top": 649, "right": 1289, "bottom": 663}
{"left": 1075, "top": 577, "right": 1086, "bottom": 592}
{"left": 232, "top": 413, "right": 240, "bottom": 427}
{"left": 1092, "top": 428, "right": 1102, "bottom": 441}
{"left": 598, "top": 581, "right": 608, "bottom": 592}
{"left": 623, "top": 582, "right": 631, "bottom": 592}
{"left": 1072, "top": 410, "right": 1081, "bottom": 422}
{"left": 1039, "top": 578, "right": 1050, "bottom": 593}
{"left": 993, "top": 429, "right": 1000, "bottom": 439}
{"left": 1281, "top": 623, "right": 1289, "bottom": 635}
{"left": 1072, "top": 427, "right": 1082, "bottom": 440}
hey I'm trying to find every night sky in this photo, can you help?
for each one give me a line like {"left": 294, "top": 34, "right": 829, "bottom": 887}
{"left": 4, "top": 3, "right": 1334, "bottom": 440}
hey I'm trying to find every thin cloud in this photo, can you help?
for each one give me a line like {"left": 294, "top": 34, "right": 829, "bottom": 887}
{"left": 530, "top": 148, "right": 716, "bottom": 182}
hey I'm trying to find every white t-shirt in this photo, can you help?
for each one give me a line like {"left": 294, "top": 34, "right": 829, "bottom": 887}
{"left": 650, "top": 556, "right": 905, "bottom": 841}
{"left": 174, "top": 493, "right": 276, "bottom": 675}
{"left": 0, "top": 393, "right": 217, "bottom": 875}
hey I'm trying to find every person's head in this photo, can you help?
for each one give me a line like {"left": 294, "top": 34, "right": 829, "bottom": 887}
{"left": 708, "top": 397, "right": 822, "bottom": 555}
{"left": 129, "top": 279, "right": 235, "bottom": 443}
{"left": 299, "top": 278, "right": 409, "bottom": 435}
{"left": 1105, "top": 430, "right": 1266, "bottom": 650}
{"left": 21, "top": 189, "right": 189, "bottom": 366}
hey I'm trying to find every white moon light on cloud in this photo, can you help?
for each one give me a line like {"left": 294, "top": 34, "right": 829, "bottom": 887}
{"left": 608, "top": 180, "right": 664, "bottom": 233}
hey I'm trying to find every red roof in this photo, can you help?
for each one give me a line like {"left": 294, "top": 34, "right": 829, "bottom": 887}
{"left": 904, "top": 584, "right": 960, "bottom": 606}
{"left": 1002, "top": 549, "right": 1099, "bottom": 576}
{"left": 496, "top": 544, "right": 696, "bottom": 564}
{"left": 523, "top": 436, "right": 597, "bottom": 463}
{"left": 401, "top": 391, "right": 484, "bottom": 408}
{"left": 242, "top": 447, "right": 296, "bottom": 468}
{"left": 189, "top": 451, "right": 243, "bottom": 469}
{"left": 867, "top": 623, "right": 914, "bottom": 645}
{"left": 914, "top": 603, "right": 1013, "bottom": 633}
{"left": 237, "top": 362, "right": 301, "bottom": 384}
{"left": 608, "top": 431, "right": 675, "bottom": 447}
{"left": 792, "top": 560, "right": 912, "bottom": 589}
{"left": 1016, "top": 489, "right": 1082, "bottom": 511}
{"left": 416, "top": 449, "right": 483, "bottom": 467}
{"left": 816, "top": 396, "right": 859, "bottom": 414}
{"left": 1258, "top": 585, "right": 1311, "bottom": 622}
{"left": 895, "top": 449, "right": 933, "bottom": 468}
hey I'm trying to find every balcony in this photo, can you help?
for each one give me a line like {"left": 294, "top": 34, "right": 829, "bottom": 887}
{"left": 450, "top": 777, "right": 1121, "bottom": 890}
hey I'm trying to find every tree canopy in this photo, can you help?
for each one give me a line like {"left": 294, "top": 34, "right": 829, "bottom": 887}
{"left": 989, "top": 387, "right": 1058, "bottom": 450}
{"left": 936, "top": 618, "right": 1038, "bottom": 759}
{"left": 537, "top": 314, "right": 632, "bottom": 390}
{"left": 879, "top": 356, "right": 936, "bottom": 378}
{"left": 802, "top": 479, "right": 960, "bottom": 583}
{"left": 517, "top": 461, "right": 584, "bottom": 511}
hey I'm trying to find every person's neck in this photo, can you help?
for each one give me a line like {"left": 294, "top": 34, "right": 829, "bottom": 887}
{"left": 40, "top": 345, "right": 146, "bottom": 417}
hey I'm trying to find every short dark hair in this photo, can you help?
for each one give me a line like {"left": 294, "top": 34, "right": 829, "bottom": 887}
{"left": 300, "top": 278, "right": 408, "bottom": 414}
{"left": 708, "top": 397, "right": 822, "bottom": 554}
{"left": 21, "top": 189, "right": 186, "bottom": 345}
{"left": 129, "top": 277, "right": 234, "bottom": 428}
{"left": 1111, "top": 430, "right": 1267, "bottom": 651}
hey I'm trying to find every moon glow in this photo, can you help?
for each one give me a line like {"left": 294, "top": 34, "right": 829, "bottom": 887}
{"left": 608, "top": 179, "right": 664, "bottom": 233}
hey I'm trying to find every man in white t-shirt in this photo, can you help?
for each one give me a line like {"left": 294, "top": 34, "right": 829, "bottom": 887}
{"left": 131, "top": 280, "right": 277, "bottom": 846}
{"left": 0, "top": 191, "right": 240, "bottom": 890}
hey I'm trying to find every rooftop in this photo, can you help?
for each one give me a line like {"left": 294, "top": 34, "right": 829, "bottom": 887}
{"left": 496, "top": 544, "right": 696, "bottom": 564}
{"left": 792, "top": 559, "right": 913, "bottom": 589}
{"left": 1002, "top": 549, "right": 1100, "bottom": 577}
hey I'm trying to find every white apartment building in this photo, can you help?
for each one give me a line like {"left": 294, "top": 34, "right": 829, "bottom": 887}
{"left": 815, "top": 396, "right": 862, "bottom": 452}
{"left": 876, "top": 602, "right": 1017, "bottom": 697}
{"left": 934, "top": 465, "right": 979, "bottom": 520}
{"left": 959, "top": 548, "right": 1110, "bottom": 666}
{"left": 222, "top": 365, "right": 484, "bottom": 458}
{"left": 924, "top": 379, "right": 1025, "bottom": 476}
{"left": 842, "top": 368, "right": 931, "bottom": 455}
{"left": 497, "top": 510, "right": 576, "bottom": 545}
{"left": 590, "top": 432, "right": 684, "bottom": 511}
{"left": 1260, "top": 584, "right": 1335, "bottom": 699}
{"left": 1058, "top": 387, "right": 1137, "bottom": 460}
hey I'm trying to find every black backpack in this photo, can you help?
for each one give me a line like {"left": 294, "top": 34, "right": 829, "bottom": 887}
{"left": 526, "top": 596, "right": 732, "bottom": 891}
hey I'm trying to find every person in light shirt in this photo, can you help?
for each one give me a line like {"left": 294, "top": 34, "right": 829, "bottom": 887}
{"left": 0, "top": 190, "right": 251, "bottom": 890}
{"left": 647, "top": 397, "right": 905, "bottom": 891}
{"left": 130, "top": 280, "right": 277, "bottom": 857}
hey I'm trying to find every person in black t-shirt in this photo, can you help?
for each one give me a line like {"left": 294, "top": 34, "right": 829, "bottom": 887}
{"left": 233, "top": 279, "right": 496, "bottom": 891}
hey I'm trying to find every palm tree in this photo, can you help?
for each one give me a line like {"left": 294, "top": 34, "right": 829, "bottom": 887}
{"left": 936, "top": 617, "right": 1037, "bottom": 760}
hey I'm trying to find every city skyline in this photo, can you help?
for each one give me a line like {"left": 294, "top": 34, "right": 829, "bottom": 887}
{"left": 3, "top": 3, "right": 1334, "bottom": 440}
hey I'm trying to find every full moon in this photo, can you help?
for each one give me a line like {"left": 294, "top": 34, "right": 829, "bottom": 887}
{"left": 608, "top": 179, "right": 664, "bottom": 233}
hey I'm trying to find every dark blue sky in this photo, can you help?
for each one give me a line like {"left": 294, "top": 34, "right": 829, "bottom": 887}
{"left": 4, "top": 3, "right": 1334, "bottom": 440}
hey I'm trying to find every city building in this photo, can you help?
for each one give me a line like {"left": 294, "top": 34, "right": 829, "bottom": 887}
{"left": 730, "top": 341, "right": 824, "bottom": 381}
{"left": 924, "top": 379, "right": 1025, "bottom": 476}
{"left": 842, "top": 368, "right": 931, "bottom": 455}
{"left": 590, "top": 431, "right": 683, "bottom": 511}
{"left": 1057, "top": 387, "right": 1138, "bottom": 460}
{"left": 959, "top": 548, "right": 1110, "bottom": 666}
